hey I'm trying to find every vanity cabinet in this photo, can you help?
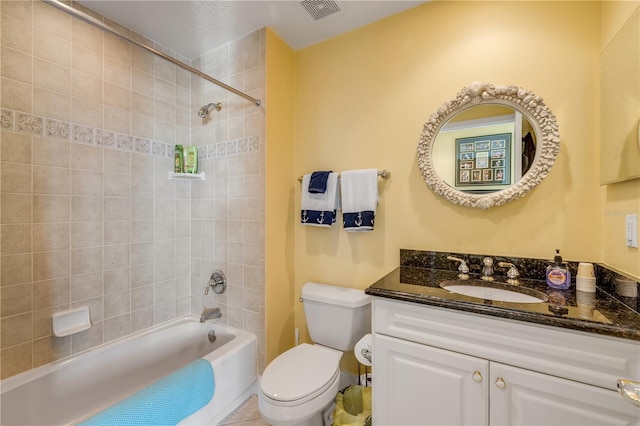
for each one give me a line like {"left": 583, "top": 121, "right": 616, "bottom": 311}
{"left": 372, "top": 298, "right": 640, "bottom": 425}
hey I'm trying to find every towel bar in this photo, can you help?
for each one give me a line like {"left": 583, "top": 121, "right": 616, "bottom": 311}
{"left": 297, "top": 169, "right": 390, "bottom": 183}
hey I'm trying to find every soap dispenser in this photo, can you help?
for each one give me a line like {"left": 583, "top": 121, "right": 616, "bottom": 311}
{"left": 546, "top": 249, "right": 571, "bottom": 289}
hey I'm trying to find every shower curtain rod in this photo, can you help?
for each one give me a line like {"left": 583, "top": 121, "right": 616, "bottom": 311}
{"left": 42, "top": 0, "right": 262, "bottom": 107}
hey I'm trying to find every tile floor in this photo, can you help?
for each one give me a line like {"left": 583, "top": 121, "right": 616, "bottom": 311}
{"left": 218, "top": 395, "right": 269, "bottom": 426}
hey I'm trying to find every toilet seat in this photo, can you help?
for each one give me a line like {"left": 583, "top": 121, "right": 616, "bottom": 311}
{"left": 260, "top": 344, "right": 342, "bottom": 405}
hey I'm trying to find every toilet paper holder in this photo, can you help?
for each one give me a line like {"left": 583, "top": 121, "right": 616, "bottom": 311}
{"left": 360, "top": 347, "right": 372, "bottom": 363}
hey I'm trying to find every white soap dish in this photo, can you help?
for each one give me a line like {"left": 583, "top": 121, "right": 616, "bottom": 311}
{"left": 52, "top": 306, "right": 91, "bottom": 337}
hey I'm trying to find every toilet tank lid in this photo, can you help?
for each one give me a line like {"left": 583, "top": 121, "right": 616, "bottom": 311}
{"left": 302, "top": 282, "right": 371, "bottom": 308}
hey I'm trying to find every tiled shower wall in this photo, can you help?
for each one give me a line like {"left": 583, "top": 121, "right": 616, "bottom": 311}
{"left": 189, "top": 29, "right": 266, "bottom": 372}
{"left": 0, "top": 0, "right": 266, "bottom": 378}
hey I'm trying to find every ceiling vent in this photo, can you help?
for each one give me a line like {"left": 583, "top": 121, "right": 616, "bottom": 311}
{"left": 300, "top": 0, "right": 343, "bottom": 21}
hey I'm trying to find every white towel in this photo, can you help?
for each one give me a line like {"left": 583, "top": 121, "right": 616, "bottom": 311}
{"left": 341, "top": 169, "right": 378, "bottom": 232}
{"left": 301, "top": 172, "right": 340, "bottom": 227}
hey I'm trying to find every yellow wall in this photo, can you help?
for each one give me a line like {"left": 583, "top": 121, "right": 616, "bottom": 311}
{"left": 292, "top": 1, "right": 604, "bottom": 351}
{"left": 265, "top": 29, "right": 296, "bottom": 365}
{"left": 601, "top": 1, "right": 640, "bottom": 279}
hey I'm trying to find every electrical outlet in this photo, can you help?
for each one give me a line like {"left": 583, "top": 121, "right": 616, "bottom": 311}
{"left": 626, "top": 215, "right": 638, "bottom": 248}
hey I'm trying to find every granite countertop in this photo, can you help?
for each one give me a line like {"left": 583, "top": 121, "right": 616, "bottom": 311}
{"left": 365, "top": 250, "right": 640, "bottom": 342}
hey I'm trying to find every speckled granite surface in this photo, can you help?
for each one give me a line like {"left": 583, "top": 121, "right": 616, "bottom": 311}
{"left": 366, "top": 250, "right": 640, "bottom": 341}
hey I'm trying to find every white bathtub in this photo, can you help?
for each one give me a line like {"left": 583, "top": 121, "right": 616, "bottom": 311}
{"left": 0, "top": 315, "right": 258, "bottom": 425}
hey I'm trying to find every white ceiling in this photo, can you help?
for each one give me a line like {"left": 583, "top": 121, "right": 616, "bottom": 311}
{"left": 77, "top": 0, "right": 426, "bottom": 59}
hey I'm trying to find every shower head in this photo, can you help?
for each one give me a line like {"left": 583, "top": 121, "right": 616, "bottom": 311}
{"left": 197, "top": 102, "right": 222, "bottom": 118}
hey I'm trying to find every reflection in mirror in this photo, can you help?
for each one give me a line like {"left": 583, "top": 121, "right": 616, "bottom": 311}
{"left": 418, "top": 82, "right": 560, "bottom": 209}
{"left": 432, "top": 105, "right": 537, "bottom": 193}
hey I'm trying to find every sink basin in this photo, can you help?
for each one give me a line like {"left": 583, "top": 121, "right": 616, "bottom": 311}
{"left": 439, "top": 280, "right": 548, "bottom": 304}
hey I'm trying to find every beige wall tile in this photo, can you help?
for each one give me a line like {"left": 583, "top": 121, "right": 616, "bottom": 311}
{"left": 34, "top": 2, "right": 71, "bottom": 41}
{"left": 70, "top": 271, "right": 102, "bottom": 302}
{"left": 132, "top": 69, "right": 154, "bottom": 97}
{"left": 72, "top": 44, "right": 102, "bottom": 79}
{"left": 71, "top": 170, "right": 102, "bottom": 196}
{"left": 131, "top": 306, "right": 154, "bottom": 333}
{"left": 104, "top": 313, "right": 130, "bottom": 342}
{"left": 1, "top": 342, "right": 32, "bottom": 379}
{"left": 1, "top": 253, "right": 32, "bottom": 286}
{"left": 104, "top": 106, "right": 130, "bottom": 134}
{"left": 104, "top": 61, "right": 131, "bottom": 89}
{"left": 154, "top": 57, "right": 176, "bottom": 83}
{"left": 103, "top": 243, "right": 130, "bottom": 269}
{"left": 131, "top": 263, "right": 153, "bottom": 288}
{"left": 33, "top": 165, "right": 70, "bottom": 195}
{"left": 1, "top": 1, "right": 33, "bottom": 23}
{"left": 131, "top": 92, "right": 154, "bottom": 118}
{"left": 130, "top": 153, "right": 154, "bottom": 176}
{"left": 72, "top": 18, "right": 103, "bottom": 52}
{"left": 1, "top": 161, "right": 31, "bottom": 193}
{"left": 1, "top": 46, "right": 33, "bottom": 84}
{"left": 33, "top": 249, "right": 70, "bottom": 281}
{"left": 71, "top": 246, "right": 102, "bottom": 275}
{"left": 1, "top": 282, "right": 32, "bottom": 317}
{"left": 103, "top": 173, "right": 130, "bottom": 197}
{"left": 104, "top": 33, "right": 130, "bottom": 65}
{"left": 1, "top": 15, "right": 32, "bottom": 54}
{"left": 70, "top": 143, "right": 102, "bottom": 171}
{"left": 154, "top": 120, "right": 175, "bottom": 144}
{"left": 70, "top": 295, "right": 102, "bottom": 322}
{"left": 1, "top": 224, "right": 32, "bottom": 255}
{"left": 104, "top": 197, "right": 130, "bottom": 221}
{"left": 130, "top": 114, "right": 154, "bottom": 139}
{"left": 1, "top": 131, "right": 32, "bottom": 164}
{"left": 33, "top": 87, "right": 70, "bottom": 122}
{"left": 103, "top": 266, "right": 130, "bottom": 294}
{"left": 71, "top": 320, "right": 103, "bottom": 354}
{"left": 33, "top": 136, "right": 70, "bottom": 167}
{"left": 154, "top": 300, "right": 175, "bottom": 324}
{"left": 104, "top": 291, "right": 130, "bottom": 319}
{"left": 34, "top": 58, "right": 71, "bottom": 95}
{"left": 34, "top": 29, "right": 71, "bottom": 68}
{"left": 72, "top": 70, "right": 103, "bottom": 103}
{"left": 131, "top": 46, "right": 154, "bottom": 74}
{"left": 33, "top": 276, "right": 70, "bottom": 309}
{"left": 71, "top": 222, "right": 102, "bottom": 248}
{"left": 131, "top": 242, "right": 153, "bottom": 265}
{"left": 155, "top": 100, "right": 175, "bottom": 124}
{"left": 71, "top": 98, "right": 103, "bottom": 128}
{"left": 104, "top": 149, "right": 130, "bottom": 174}
{"left": 33, "top": 223, "right": 70, "bottom": 252}
{"left": 131, "top": 220, "right": 153, "bottom": 243}
{"left": 1, "top": 77, "right": 32, "bottom": 112}
{"left": 71, "top": 196, "right": 102, "bottom": 222}
{"left": 33, "top": 195, "right": 70, "bottom": 223}
{"left": 1, "top": 193, "right": 31, "bottom": 224}
{"left": 1, "top": 312, "right": 33, "bottom": 347}
{"left": 33, "top": 336, "right": 70, "bottom": 368}
{"left": 154, "top": 78, "right": 176, "bottom": 104}
{"left": 104, "top": 82, "right": 131, "bottom": 112}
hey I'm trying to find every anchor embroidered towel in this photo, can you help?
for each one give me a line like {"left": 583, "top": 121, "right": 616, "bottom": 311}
{"left": 301, "top": 172, "right": 339, "bottom": 227}
{"left": 341, "top": 169, "right": 378, "bottom": 232}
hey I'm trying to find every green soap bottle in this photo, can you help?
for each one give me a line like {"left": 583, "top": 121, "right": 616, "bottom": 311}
{"left": 174, "top": 145, "right": 184, "bottom": 173}
{"left": 185, "top": 146, "right": 198, "bottom": 174}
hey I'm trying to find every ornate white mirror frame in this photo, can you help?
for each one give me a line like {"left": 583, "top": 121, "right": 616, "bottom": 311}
{"left": 417, "top": 82, "right": 560, "bottom": 209}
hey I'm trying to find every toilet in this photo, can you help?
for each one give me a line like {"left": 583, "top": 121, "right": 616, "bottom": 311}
{"left": 258, "top": 282, "right": 371, "bottom": 426}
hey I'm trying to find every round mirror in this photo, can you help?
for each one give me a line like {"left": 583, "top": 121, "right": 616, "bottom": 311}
{"left": 417, "top": 82, "right": 560, "bottom": 209}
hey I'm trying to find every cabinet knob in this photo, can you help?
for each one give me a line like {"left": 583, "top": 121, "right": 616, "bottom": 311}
{"left": 495, "top": 377, "right": 507, "bottom": 389}
{"left": 472, "top": 371, "right": 483, "bottom": 382}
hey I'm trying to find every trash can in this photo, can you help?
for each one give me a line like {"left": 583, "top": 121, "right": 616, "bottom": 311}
{"left": 333, "top": 385, "right": 372, "bottom": 426}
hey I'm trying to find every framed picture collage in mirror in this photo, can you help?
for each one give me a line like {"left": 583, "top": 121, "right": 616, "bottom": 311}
{"left": 455, "top": 133, "right": 512, "bottom": 188}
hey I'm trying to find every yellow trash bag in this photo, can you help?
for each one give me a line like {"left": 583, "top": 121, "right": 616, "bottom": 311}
{"left": 333, "top": 385, "right": 372, "bottom": 426}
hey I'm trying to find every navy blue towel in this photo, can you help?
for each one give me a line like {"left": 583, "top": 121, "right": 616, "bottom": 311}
{"left": 308, "top": 171, "right": 332, "bottom": 194}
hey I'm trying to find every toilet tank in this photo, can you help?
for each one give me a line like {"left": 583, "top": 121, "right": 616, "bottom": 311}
{"left": 301, "top": 282, "right": 371, "bottom": 351}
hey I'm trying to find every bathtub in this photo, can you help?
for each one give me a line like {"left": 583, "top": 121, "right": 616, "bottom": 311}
{"left": 0, "top": 315, "right": 258, "bottom": 425}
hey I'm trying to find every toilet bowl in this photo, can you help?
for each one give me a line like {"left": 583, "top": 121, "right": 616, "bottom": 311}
{"left": 258, "top": 282, "right": 371, "bottom": 426}
{"left": 258, "top": 344, "right": 342, "bottom": 425}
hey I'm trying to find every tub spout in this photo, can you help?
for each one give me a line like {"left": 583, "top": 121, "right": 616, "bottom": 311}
{"left": 200, "top": 307, "right": 222, "bottom": 323}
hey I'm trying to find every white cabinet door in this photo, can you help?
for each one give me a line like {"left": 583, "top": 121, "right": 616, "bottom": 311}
{"left": 373, "top": 333, "right": 489, "bottom": 426}
{"left": 490, "top": 362, "right": 640, "bottom": 426}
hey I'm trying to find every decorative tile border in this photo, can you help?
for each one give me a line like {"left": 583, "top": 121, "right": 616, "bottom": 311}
{"left": 2, "top": 109, "right": 260, "bottom": 160}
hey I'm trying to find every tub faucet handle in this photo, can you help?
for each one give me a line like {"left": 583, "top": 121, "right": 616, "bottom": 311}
{"left": 204, "top": 270, "right": 227, "bottom": 295}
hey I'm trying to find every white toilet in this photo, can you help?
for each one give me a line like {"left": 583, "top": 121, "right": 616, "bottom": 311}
{"left": 258, "top": 282, "right": 371, "bottom": 426}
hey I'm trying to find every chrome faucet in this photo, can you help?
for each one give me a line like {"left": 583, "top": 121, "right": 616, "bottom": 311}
{"left": 200, "top": 307, "right": 222, "bottom": 323}
{"left": 481, "top": 257, "right": 494, "bottom": 281}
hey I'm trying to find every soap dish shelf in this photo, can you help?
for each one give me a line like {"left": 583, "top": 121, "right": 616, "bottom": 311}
{"left": 52, "top": 306, "right": 91, "bottom": 337}
{"left": 168, "top": 172, "right": 205, "bottom": 180}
